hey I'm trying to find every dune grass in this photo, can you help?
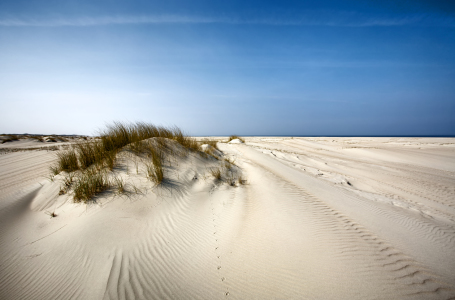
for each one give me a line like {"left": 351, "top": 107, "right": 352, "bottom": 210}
{"left": 29, "top": 136, "right": 45, "bottom": 142}
{"left": 56, "top": 149, "right": 79, "bottom": 172}
{"left": 203, "top": 138, "right": 218, "bottom": 149}
{"left": 145, "top": 146, "right": 164, "bottom": 185}
{"left": 49, "top": 122, "right": 246, "bottom": 202}
{"left": 113, "top": 176, "right": 126, "bottom": 194}
{"left": 49, "top": 122, "right": 203, "bottom": 202}
{"left": 52, "top": 122, "right": 200, "bottom": 175}
{"left": 73, "top": 168, "right": 111, "bottom": 202}
{"left": 210, "top": 167, "right": 222, "bottom": 181}
{"left": 201, "top": 145, "right": 217, "bottom": 159}
{"left": 228, "top": 135, "right": 245, "bottom": 143}
{"left": 1, "top": 135, "right": 20, "bottom": 144}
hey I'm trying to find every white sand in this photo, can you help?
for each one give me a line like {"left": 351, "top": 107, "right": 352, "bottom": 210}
{"left": 0, "top": 137, "right": 454, "bottom": 299}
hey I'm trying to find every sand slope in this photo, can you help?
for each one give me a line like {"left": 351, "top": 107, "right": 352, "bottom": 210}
{"left": 0, "top": 137, "right": 454, "bottom": 299}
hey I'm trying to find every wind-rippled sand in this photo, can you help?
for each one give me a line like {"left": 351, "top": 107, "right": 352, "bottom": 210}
{"left": 0, "top": 137, "right": 454, "bottom": 299}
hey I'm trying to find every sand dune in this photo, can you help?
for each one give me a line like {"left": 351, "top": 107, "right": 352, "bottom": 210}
{"left": 0, "top": 137, "right": 454, "bottom": 299}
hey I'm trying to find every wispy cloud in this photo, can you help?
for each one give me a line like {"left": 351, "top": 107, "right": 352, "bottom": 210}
{"left": 0, "top": 12, "right": 454, "bottom": 27}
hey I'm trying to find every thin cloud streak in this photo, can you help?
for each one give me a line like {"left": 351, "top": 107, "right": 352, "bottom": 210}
{"left": 0, "top": 13, "right": 454, "bottom": 27}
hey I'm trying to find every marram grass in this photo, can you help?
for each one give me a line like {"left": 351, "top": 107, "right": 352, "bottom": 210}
{"left": 49, "top": 121, "right": 244, "bottom": 202}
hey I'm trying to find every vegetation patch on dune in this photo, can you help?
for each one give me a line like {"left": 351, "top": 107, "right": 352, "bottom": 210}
{"left": 48, "top": 122, "right": 246, "bottom": 203}
{"left": 228, "top": 135, "right": 245, "bottom": 143}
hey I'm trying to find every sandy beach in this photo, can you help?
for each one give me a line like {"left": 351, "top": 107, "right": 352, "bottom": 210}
{"left": 0, "top": 136, "right": 454, "bottom": 299}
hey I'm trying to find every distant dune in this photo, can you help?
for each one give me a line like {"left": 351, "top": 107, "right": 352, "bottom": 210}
{"left": 0, "top": 136, "right": 454, "bottom": 299}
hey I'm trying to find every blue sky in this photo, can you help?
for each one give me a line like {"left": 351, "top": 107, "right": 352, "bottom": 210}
{"left": 0, "top": 0, "right": 454, "bottom": 136}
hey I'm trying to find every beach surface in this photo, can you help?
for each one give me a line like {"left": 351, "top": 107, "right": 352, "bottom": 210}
{"left": 1, "top": 137, "right": 454, "bottom": 299}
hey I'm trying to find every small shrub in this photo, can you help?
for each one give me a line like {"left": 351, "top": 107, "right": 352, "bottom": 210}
{"left": 145, "top": 147, "right": 164, "bottom": 184}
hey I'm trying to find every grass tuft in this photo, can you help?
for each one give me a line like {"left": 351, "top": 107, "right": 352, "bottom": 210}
{"left": 203, "top": 139, "right": 218, "bottom": 149}
{"left": 48, "top": 122, "right": 222, "bottom": 202}
{"left": 73, "top": 169, "right": 110, "bottom": 203}
{"left": 113, "top": 176, "right": 126, "bottom": 194}
{"left": 1, "top": 135, "right": 20, "bottom": 144}
{"left": 146, "top": 146, "right": 164, "bottom": 184}
{"left": 56, "top": 149, "right": 79, "bottom": 172}
{"left": 210, "top": 167, "right": 222, "bottom": 181}
{"left": 228, "top": 135, "right": 245, "bottom": 143}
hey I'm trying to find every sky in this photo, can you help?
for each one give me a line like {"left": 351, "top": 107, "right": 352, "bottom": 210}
{"left": 0, "top": 0, "right": 454, "bottom": 136}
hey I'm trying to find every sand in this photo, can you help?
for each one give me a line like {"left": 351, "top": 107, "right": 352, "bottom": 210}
{"left": 0, "top": 137, "right": 454, "bottom": 299}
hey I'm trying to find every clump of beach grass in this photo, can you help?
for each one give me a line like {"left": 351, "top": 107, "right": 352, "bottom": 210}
{"left": 56, "top": 149, "right": 79, "bottom": 172}
{"left": 201, "top": 145, "right": 219, "bottom": 160}
{"left": 52, "top": 122, "right": 201, "bottom": 176}
{"left": 228, "top": 135, "right": 245, "bottom": 143}
{"left": 203, "top": 138, "right": 218, "bottom": 149}
{"left": 49, "top": 121, "right": 240, "bottom": 202}
{"left": 210, "top": 167, "right": 222, "bottom": 181}
{"left": 73, "top": 168, "right": 111, "bottom": 203}
{"left": 113, "top": 176, "right": 126, "bottom": 194}
{"left": 1, "top": 135, "right": 20, "bottom": 144}
{"left": 144, "top": 144, "right": 164, "bottom": 184}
